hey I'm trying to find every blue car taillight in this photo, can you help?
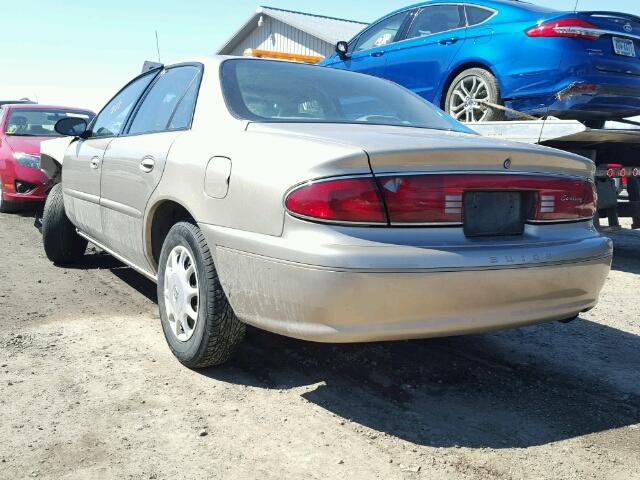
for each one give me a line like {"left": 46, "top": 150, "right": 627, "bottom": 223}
{"left": 526, "top": 18, "right": 602, "bottom": 40}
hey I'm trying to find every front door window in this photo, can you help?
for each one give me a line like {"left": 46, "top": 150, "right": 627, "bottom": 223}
{"left": 353, "top": 11, "right": 410, "bottom": 52}
{"left": 89, "top": 72, "right": 157, "bottom": 138}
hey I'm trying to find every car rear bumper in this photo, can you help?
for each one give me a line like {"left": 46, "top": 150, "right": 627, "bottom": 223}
{"left": 202, "top": 221, "right": 613, "bottom": 343}
{"left": 509, "top": 78, "right": 640, "bottom": 120}
{"left": 213, "top": 248, "right": 611, "bottom": 343}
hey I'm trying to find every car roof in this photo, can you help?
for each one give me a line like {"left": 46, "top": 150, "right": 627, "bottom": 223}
{"left": 4, "top": 104, "right": 94, "bottom": 113}
{"left": 383, "top": 0, "right": 558, "bottom": 17}
{"left": 0, "top": 100, "right": 35, "bottom": 105}
{"left": 163, "top": 55, "right": 277, "bottom": 71}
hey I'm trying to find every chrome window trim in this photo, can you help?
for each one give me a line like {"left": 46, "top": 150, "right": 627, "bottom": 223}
{"left": 373, "top": 170, "right": 592, "bottom": 182}
{"left": 285, "top": 211, "right": 389, "bottom": 227}
{"left": 363, "top": 2, "right": 498, "bottom": 49}
{"left": 390, "top": 221, "right": 464, "bottom": 227}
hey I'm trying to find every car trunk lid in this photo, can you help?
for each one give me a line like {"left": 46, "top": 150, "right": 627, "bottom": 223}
{"left": 247, "top": 123, "right": 594, "bottom": 178}
{"left": 574, "top": 11, "right": 640, "bottom": 76}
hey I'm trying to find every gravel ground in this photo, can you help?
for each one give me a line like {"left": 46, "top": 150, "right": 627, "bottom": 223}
{"left": 0, "top": 210, "right": 638, "bottom": 480}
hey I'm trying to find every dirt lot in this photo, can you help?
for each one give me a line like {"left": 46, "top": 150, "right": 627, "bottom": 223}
{"left": 0, "top": 210, "right": 639, "bottom": 480}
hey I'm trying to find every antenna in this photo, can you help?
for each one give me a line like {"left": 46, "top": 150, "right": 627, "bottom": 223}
{"left": 155, "top": 30, "right": 162, "bottom": 63}
{"left": 574, "top": 0, "right": 579, "bottom": 12}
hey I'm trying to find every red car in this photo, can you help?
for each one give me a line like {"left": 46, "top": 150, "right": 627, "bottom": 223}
{"left": 0, "top": 104, "right": 94, "bottom": 212}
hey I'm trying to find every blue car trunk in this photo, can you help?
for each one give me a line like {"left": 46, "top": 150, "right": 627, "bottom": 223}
{"left": 576, "top": 11, "right": 640, "bottom": 77}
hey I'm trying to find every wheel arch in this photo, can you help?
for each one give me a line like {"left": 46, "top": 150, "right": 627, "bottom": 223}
{"left": 145, "top": 198, "right": 198, "bottom": 272}
{"left": 39, "top": 137, "right": 75, "bottom": 187}
{"left": 40, "top": 154, "right": 62, "bottom": 187}
{"left": 439, "top": 61, "right": 500, "bottom": 110}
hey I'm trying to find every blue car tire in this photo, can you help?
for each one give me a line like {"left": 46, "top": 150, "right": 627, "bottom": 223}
{"left": 445, "top": 68, "right": 505, "bottom": 123}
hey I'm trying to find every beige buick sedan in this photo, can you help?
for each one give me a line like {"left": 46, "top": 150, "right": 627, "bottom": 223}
{"left": 40, "top": 57, "right": 612, "bottom": 368}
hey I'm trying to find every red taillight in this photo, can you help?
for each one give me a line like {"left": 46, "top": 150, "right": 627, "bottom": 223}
{"left": 526, "top": 18, "right": 601, "bottom": 40}
{"left": 285, "top": 175, "right": 596, "bottom": 226}
{"left": 285, "top": 177, "right": 387, "bottom": 224}
{"left": 379, "top": 175, "right": 465, "bottom": 224}
{"left": 605, "top": 164, "right": 632, "bottom": 178}
{"left": 532, "top": 178, "right": 596, "bottom": 222}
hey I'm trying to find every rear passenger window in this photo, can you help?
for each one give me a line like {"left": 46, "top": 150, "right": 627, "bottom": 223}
{"left": 466, "top": 6, "right": 494, "bottom": 26}
{"left": 167, "top": 74, "right": 201, "bottom": 130}
{"left": 128, "top": 66, "right": 201, "bottom": 135}
{"left": 405, "top": 5, "right": 465, "bottom": 39}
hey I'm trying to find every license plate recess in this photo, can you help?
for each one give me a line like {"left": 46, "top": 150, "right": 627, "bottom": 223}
{"left": 464, "top": 192, "right": 524, "bottom": 237}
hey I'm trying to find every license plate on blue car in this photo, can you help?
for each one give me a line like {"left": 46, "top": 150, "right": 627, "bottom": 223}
{"left": 613, "top": 37, "right": 636, "bottom": 57}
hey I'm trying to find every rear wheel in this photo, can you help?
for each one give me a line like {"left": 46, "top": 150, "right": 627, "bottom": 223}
{"left": 445, "top": 68, "right": 505, "bottom": 123}
{"left": 158, "top": 222, "right": 245, "bottom": 368}
{"left": 0, "top": 180, "right": 16, "bottom": 213}
{"left": 41, "top": 183, "right": 87, "bottom": 264}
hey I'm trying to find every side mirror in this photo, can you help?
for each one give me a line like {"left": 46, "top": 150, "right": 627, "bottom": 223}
{"left": 55, "top": 117, "right": 88, "bottom": 137}
{"left": 336, "top": 41, "right": 350, "bottom": 60}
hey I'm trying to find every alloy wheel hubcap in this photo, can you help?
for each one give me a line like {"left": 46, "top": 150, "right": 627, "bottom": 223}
{"left": 450, "top": 75, "right": 491, "bottom": 123}
{"left": 163, "top": 246, "right": 199, "bottom": 342}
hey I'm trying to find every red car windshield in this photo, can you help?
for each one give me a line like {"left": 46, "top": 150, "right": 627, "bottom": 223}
{"left": 5, "top": 109, "right": 93, "bottom": 137}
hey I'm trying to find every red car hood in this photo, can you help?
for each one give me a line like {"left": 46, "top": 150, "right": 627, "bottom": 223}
{"left": 4, "top": 135, "right": 55, "bottom": 155}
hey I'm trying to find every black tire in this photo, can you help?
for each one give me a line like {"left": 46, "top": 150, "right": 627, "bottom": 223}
{"left": 41, "top": 183, "right": 87, "bottom": 264}
{"left": 445, "top": 68, "right": 506, "bottom": 122}
{"left": 0, "top": 180, "right": 16, "bottom": 213}
{"left": 158, "top": 221, "right": 245, "bottom": 368}
{"left": 583, "top": 119, "right": 606, "bottom": 129}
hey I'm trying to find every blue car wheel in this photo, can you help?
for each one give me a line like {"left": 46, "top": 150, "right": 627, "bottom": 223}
{"left": 445, "top": 68, "right": 505, "bottom": 123}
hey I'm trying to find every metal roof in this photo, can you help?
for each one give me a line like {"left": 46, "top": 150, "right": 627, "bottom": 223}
{"left": 218, "top": 6, "right": 368, "bottom": 54}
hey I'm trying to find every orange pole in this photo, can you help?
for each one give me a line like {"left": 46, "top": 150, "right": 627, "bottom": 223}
{"left": 243, "top": 48, "right": 325, "bottom": 64}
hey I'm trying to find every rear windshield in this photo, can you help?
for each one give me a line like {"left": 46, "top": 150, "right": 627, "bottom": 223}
{"left": 5, "top": 109, "right": 94, "bottom": 137}
{"left": 220, "top": 59, "right": 474, "bottom": 134}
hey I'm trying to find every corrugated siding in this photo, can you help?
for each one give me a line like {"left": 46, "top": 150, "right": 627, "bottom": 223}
{"left": 230, "top": 17, "right": 334, "bottom": 58}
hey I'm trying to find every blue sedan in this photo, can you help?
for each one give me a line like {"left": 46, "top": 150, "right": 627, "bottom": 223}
{"left": 320, "top": 0, "right": 640, "bottom": 124}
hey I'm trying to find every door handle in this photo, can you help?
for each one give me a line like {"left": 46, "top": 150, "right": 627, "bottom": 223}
{"left": 439, "top": 37, "right": 459, "bottom": 45}
{"left": 371, "top": 51, "right": 386, "bottom": 57}
{"left": 140, "top": 157, "right": 155, "bottom": 173}
{"left": 90, "top": 157, "right": 101, "bottom": 170}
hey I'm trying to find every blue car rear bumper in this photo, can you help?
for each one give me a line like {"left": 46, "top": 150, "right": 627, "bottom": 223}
{"left": 507, "top": 73, "right": 640, "bottom": 120}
